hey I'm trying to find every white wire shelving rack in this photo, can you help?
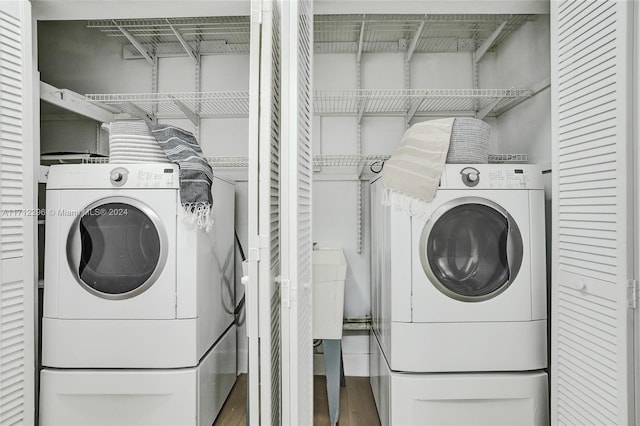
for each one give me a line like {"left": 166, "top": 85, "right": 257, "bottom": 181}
{"left": 78, "top": 14, "right": 537, "bottom": 121}
{"left": 488, "top": 153, "right": 528, "bottom": 164}
{"left": 313, "top": 154, "right": 389, "bottom": 167}
{"left": 314, "top": 14, "right": 536, "bottom": 53}
{"left": 85, "top": 15, "right": 535, "bottom": 58}
{"left": 87, "top": 17, "right": 251, "bottom": 59}
{"left": 205, "top": 154, "right": 391, "bottom": 176}
{"left": 85, "top": 92, "right": 250, "bottom": 121}
{"left": 314, "top": 88, "right": 532, "bottom": 119}
{"left": 80, "top": 88, "right": 531, "bottom": 122}
{"left": 82, "top": 153, "right": 527, "bottom": 167}
{"left": 206, "top": 156, "right": 249, "bottom": 168}
{"left": 314, "top": 14, "right": 535, "bottom": 54}
{"left": 82, "top": 154, "right": 391, "bottom": 175}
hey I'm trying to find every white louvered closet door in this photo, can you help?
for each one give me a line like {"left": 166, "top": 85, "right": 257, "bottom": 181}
{"left": 280, "top": 0, "right": 314, "bottom": 424}
{"left": 247, "top": 0, "right": 282, "bottom": 424}
{"left": 551, "top": 1, "right": 634, "bottom": 424}
{"left": 0, "top": 1, "right": 34, "bottom": 425}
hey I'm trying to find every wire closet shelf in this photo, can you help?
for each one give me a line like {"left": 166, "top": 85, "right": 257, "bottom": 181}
{"left": 85, "top": 92, "right": 250, "bottom": 119}
{"left": 86, "top": 14, "right": 535, "bottom": 56}
{"left": 314, "top": 14, "right": 535, "bottom": 54}
{"left": 314, "top": 88, "right": 532, "bottom": 116}
{"left": 87, "top": 17, "right": 252, "bottom": 56}
{"left": 81, "top": 154, "right": 528, "bottom": 166}
{"left": 84, "top": 88, "right": 531, "bottom": 120}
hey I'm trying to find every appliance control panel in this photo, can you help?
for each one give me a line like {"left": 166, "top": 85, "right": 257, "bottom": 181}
{"left": 129, "top": 168, "right": 177, "bottom": 188}
{"left": 440, "top": 164, "right": 543, "bottom": 190}
{"left": 486, "top": 168, "right": 530, "bottom": 189}
{"left": 47, "top": 164, "right": 180, "bottom": 190}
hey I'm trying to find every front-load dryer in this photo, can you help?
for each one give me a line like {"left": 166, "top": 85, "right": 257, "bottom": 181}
{"left": 42, "top": 163, "right": 236, "bottom": 368}
{"left": 370, "top": 164, "right": 547, "bottom": 372}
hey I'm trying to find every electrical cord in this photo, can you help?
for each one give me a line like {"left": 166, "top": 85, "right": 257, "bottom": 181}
{"left": 235, "top": 230, "right": 246, "bottom": 262}
{"left": 234, "top": 230, "right": 247, "bottom": 326}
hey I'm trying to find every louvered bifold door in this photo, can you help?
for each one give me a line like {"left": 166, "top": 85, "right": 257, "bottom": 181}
{"left": 280, "top": 0, "right": 314, "bottom": 424}
{"left": 551, "top": 1, "right": 634, "bottom": 424}
{"left": 0, "top": 1, "right": 34, "bottom": 425}
{"left": 247, "top": 0, "right": 282, "bottom": 424}
{"left": 259, "top": 0, "right": 282, "bottom": 424}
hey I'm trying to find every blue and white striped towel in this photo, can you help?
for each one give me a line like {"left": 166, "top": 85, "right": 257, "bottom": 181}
{"left": 147, "top": 124, "right": 215, "bottom": 231}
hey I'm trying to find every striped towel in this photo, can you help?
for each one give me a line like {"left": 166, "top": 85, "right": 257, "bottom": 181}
{"left": 147, "top": 124, "right": 215, "bottom": 231}
{"left": 381, "top": 118, "right": 455, "bottom": 216}
{"left": 104, "top": 121, "right": 171, "bottom": 164}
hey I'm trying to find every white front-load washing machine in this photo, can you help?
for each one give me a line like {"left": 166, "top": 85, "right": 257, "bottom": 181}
{"left": 42, "top": 163, "right": 236, "bottom": 368}
{"left": 370, "top": 164, "right": 547, "bottom": 373}
{"left": 40, "top": 163, "right": 237, "bottom": 426}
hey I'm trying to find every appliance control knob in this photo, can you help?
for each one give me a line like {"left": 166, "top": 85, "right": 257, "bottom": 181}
{"left": 460, "top": 167, "right": 480, "bottom": 187}
{"left": 110, "top": 167, "right": 129, "bottom": 186}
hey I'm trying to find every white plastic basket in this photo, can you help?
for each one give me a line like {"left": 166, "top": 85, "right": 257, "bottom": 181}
{"left": 446, "top": 117, "right": 491, "bottom": 164}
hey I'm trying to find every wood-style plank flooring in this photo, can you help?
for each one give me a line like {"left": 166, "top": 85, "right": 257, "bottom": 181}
{"left": 215, "top": 374, "right": 380, "bottom": 426}
{"left": 215, "top": 374, "right": 247, "bottom": 426}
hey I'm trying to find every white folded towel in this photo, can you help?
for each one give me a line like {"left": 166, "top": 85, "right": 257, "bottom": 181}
{"left": 381, "top": 118, "right": 455, "bottom": 216}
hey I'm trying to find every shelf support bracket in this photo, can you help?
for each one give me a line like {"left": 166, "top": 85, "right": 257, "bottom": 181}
{"left": 476, "top": 97, "right": 503, "bottom": 120}
{"left": 40, "top": 81, "right": 117, "bottom": 123}
{"left": 474, "top": 20, "right": 507, "bottom": 63}
{"left": 357, "top": 98, "right": 367, "bottom": 125}
{"left": 125, "top": 102, "right": 154, "bottom": 124}
{"left": 167, "top": 20, "right": 198, "bottom": 64}
{"left": 172, "top": 99, "right": 199, "bottom": 126}
{"left": 356, "top": 17, "right": 366, "bottom": 63}
{"left": 406, "top": 96, "right": 425, "bottom": 125}
{"left": 114, "top": 20, "right": 155, "bottom": 65}
{"left": 493, "top": 77, "right": 549, "bottom": 116}
{"left": 406, "top": 18, "right": 426, "bottom": 63}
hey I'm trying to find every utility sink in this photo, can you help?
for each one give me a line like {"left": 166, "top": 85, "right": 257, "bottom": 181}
{"left": 312, "top": 248, "right": 348, "bottom": 340}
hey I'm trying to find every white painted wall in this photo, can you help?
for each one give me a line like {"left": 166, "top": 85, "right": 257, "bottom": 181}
{"left": 480, "top": 16, "right": 551, "bottom": 168}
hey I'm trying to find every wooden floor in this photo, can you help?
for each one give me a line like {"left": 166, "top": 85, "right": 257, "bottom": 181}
{"left": 214, "top": 374, "right": 247, "bottom": 426}
{"left": 214, "top": 374, "right": 380, "bottom": 426}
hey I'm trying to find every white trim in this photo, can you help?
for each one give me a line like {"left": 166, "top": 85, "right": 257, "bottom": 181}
{"left": 31, "top": 1, "right": 250, "bottom": 20}
{"left": 246, "top": 0, "right": 262, "bottom": 423}
{"left": 635, "top": 0, "right": 640, "bottom": 421}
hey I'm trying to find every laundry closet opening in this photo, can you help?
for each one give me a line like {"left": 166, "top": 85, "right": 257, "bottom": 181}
{"left": 32, "top": 6, "right": 553, "bottom": 426}
{"left": 311, "top": 11, "right": 551, "bottom": 368}
{"left": 35, "top": 15, "right": 251, "bottom": 425}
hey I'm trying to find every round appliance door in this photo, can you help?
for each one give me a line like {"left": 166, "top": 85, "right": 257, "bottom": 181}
{"left": 66, "top": 197, "right": 168, "bottom": 300}
{"left": 419, "top": 197, "right": 523, "bottom": 302}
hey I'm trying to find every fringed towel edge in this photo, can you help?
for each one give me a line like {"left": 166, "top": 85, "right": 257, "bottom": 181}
{"left": 382, "top": 187, "right": 433, "bottom": 218}
{"left": 182, "top": 202, "right": 214, "bottom": 232}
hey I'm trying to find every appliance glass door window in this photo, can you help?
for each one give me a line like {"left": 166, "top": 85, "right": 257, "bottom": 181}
{"left": 420, "top": 200, "right": 523, "bottom": 302}
{"left": 67, "top": 199, "right": 167, "bottom": 299}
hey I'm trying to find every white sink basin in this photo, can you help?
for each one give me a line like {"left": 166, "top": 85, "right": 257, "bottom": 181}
{"left": 313, "top": 248, "right": 348, "bottom": 282}
{"left": 312, "top": 248, "right": 347, "bottom": 340}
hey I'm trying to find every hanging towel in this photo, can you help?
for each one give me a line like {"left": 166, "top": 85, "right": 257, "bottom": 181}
{"left": 147, "top": 124, "right": 215, "bottom": 231}
{"left": 381, "top": 118, "right": 455, "bottom": 216}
